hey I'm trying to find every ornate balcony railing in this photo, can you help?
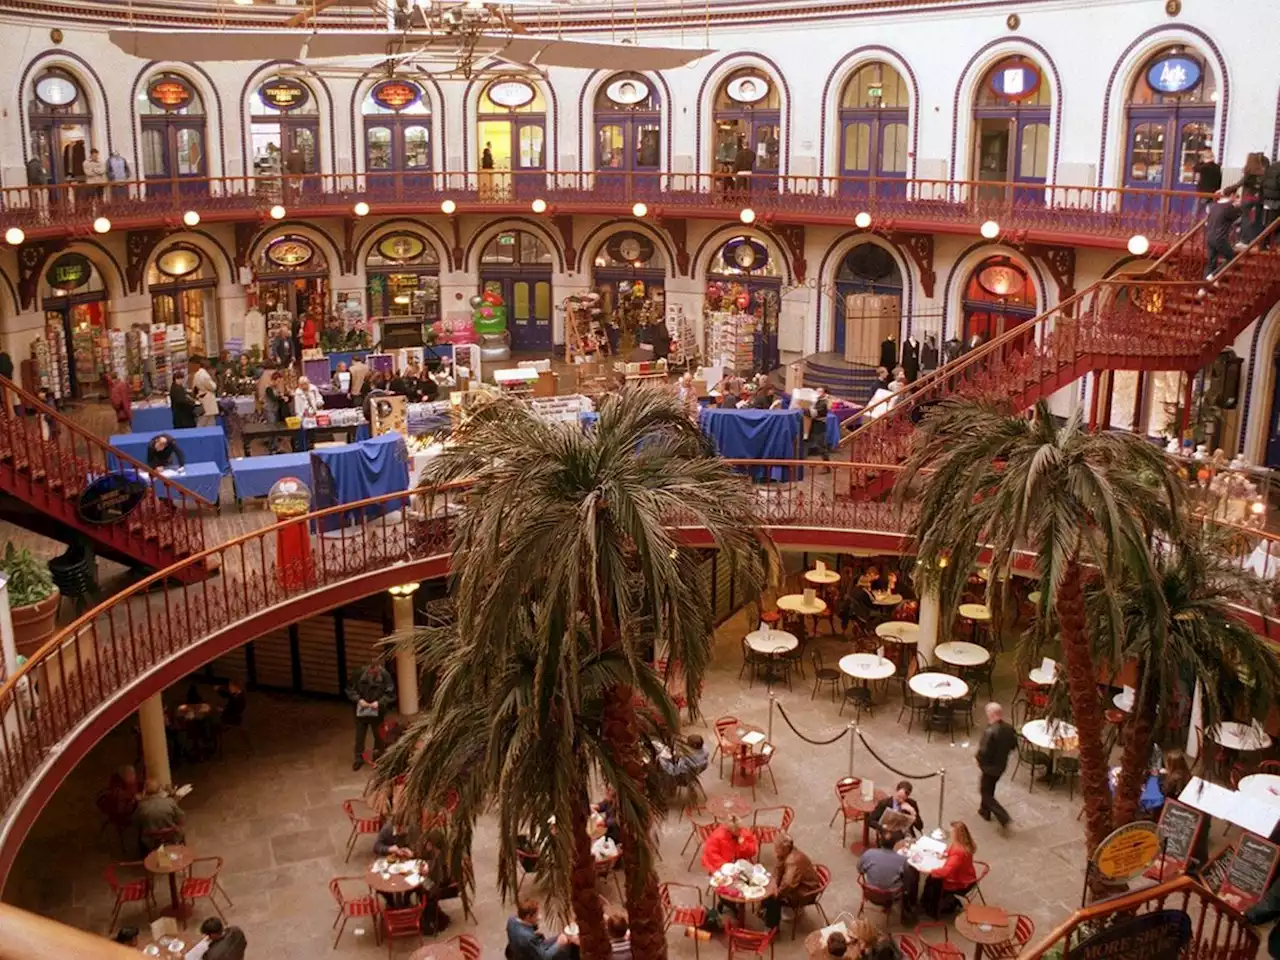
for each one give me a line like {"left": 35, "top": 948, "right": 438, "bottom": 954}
{"left": 3, "top": 170, "right": 1206, "bottom": 247}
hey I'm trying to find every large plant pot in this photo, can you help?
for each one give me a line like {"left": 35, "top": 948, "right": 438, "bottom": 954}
{"left": 11, "top": 589, "right": 60, "bottom": 659}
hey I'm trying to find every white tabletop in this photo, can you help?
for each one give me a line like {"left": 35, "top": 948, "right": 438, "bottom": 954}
{"left": 839, "top": 653, "right": 897, "bottom": 681}
{"left": 958, "top": 603, "right": 992, "bottom": 621}
{"left": 875, "top": 621, "right": 920, "bottom": 643}
{"left": 909, "top": 672, "right": 969, "bottom": 700}
{"left": 1027, "top": 667, "right": 1057, "bottom": 686}
{"left": 933, "top": 641, "right": 990, "bottom": 667}
{"left": 1021, "top": 719, "right": 1079, "bottom": 751}
{"left": 1238, "top": 774, "right": 1280, "bottom": 806}
{"left": 1113, "top": 691, "right": 1134, "bottom": 713}
{"left": 902, "top": 834, "right": 948, "bottom": 874}
{"left": 1208, "top": 721, "right": 1273, "bottom": 751}
{"left": 777, "top": 593, "right": 828, "bottom": 615}
{"left": 745, "top": 629, "right": 798, "bottom": 654}
{"left": 804, "top": 568, "right": 841, "bottom": 585}
{"left": 871, "top": 593, "right": 904, "bottom": 607}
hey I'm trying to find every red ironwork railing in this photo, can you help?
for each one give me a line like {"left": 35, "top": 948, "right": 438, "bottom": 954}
{"left": 0, "top": 375, "right": 215, "bottom": 561}
{"left": 4, "top": 170, "right": 1208, "bottom": 246}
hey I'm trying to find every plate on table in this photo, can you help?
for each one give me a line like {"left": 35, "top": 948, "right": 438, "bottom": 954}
{"left": 564, "top": 923, "right": 579, "bottom": 936}
{"left": 144, "top": 947, "right": 161, "bottom": 957}
{"left": 742, "top": 886, "right": 767, "bottom": 900}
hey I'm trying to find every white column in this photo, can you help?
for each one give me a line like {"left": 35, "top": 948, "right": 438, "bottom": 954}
{"left": 138, "top": 694, "right": 171, "bottom": 787}
{"left": 0, "top": 573, "right": 15, "bottom": 681}
{"left": 917, "top": 589, "right": 941, "bottom": 665}
{"left": 391, "top": 591, "right": 419, "bottom": 717}
{"left": 1186, "top": 681, "right": 1204, "bottom": 759}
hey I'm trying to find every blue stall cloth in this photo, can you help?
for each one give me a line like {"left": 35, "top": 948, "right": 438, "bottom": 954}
{"left": 109, "top": 427, "right": 231, "bottom": 475}
{"left": 139, "top": 462, "right": 223, "bottom": 504}
{"left": 309, "top": 433, "right": 410, "bottom": 531}
{"left": 698, "top": 407, "right": 804, "bottom": 481}
{"left": 230, "top": 452, "right": 315, "bottom": 500}
{"left": 1108, "top": 766, "right": 1165, "bottom": 811}
{"left": 130, "top": 405, "right": 174, "bottom": 433}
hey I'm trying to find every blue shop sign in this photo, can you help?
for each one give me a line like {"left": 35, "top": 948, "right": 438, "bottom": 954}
{"left": 1146, "top": 56, "right": 1202, "bottom": 95}
{"left": 989, "top": 62, "right": 1040, "bottom": 100}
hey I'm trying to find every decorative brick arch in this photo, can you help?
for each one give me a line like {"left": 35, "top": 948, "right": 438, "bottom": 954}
{"left": 814, "top": 232, "right": 916, "bottom": 353}
{"left": 142, "top": 230, "right": 236, "bottom": 292}
{"left": 463, "top": 218, "right": 565, "bottom": 274}
{"left": 574, "top": 219, "right": 678, "bottom": 276}
{"left": 817, "top": 46, "right": 920, "bottom": 182}
{"left": 690, "top": 223, "right": 794, "bottom": 286}
{"left": 941, "top": 242, "right": 1049, "bottom": 342}
{"left": 248, "top": 221, "right": 344, "bottom": 277}
{"left": 354, "top": 219, "right": 453, "bottom": 272}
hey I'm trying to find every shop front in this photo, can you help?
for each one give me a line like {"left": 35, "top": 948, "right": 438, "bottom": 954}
{"left": 479, "top": 230, "right": 553, "bottom": 353}
{"left": 40, "top": 252, "right": 108, "bottom": 399}
{"left": 594, "top": 73, "right": 661, "bottom": 198}
{"left": 712, "top": 69, "right": 780, "bottom": 196}
{"left": 476, "top": 78, "right": 545, "bottom": 201}
{"left": 960, "top": 256, "right": 1037, "bottom": 350}
{"left": 704, "top": 236, "right": 781, "bottom": 375}
{"left": 138, "top": 72, "right": 207, "bottom": 197}
{"left": 833, "top": 243, "right": 903, "bottom": 359}
{"left": 972, "top": 56, "right": 1050, "bottom": 205}
{"left": 254, "top": 235, "right": 330, "bottom": 362}
{"left": 366, "top": 231, "right": 440, "bottom": 348}
{"left": 363, "top": 79, "right": 432, "bottom": 197}
{"left": 148, "top": 243, "right": 217, "bottom": 359}
{"left": 838, "top": 61, "right": 909, "bottom": 199}
{"left": 251, "top": 76, "right": 320, "bottom": 199}
{"left": 593, "top": 231, "right": 666, "bottom": 354}
{"left": 28, "top": 68, "right": 94, "bottom": 201}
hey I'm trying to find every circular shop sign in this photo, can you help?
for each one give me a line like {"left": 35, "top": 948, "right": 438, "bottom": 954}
{"left": 377, "top": 233, "right": 427, "bottom": 262}
{"left": 725, "top": 74, "right": 769, "bottom": 104}
{"left": 371, "top": 79, "right": 421, "bottom": 112}
{"left": 606, "top": 77, "right": 650, "bottom": 106}
{"left": 258, "top": 77, "right": 310, "bottom": 112}
{"left": 34, "top": 73, "right": 78, "bottom": 108}
{"left": 265, "top": 238, "right": 315, "bottom": 269}
{"left": 148, "top": 76, "right": 194, "bottom": 112}
{"left": 487, "top": 80, "right": 535, "bottom": 108}
{"left": 156, "top": 247, "right": 203, "bottom": 279}
{"left": 45, "top": 252, "right": 92, "bottom": 291}
{"left": 1091, "top": 821, "right": 1162, "bottom": 883}
{"left": 989, "top": 60, "right": 1041, "bottom": 101}
{"left": 1146, "top": 55, "right": 1203, "bottom": 96}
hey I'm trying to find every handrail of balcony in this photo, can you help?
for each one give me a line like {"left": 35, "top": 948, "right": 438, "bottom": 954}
{"left": 2, "top": 170, "right": 1209, "bottom": 243}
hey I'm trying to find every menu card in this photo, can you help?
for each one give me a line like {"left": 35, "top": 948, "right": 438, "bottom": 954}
{"left": 1040, "top": 657, "right": 1057, "bottom": 679}
{"left": 1154, "top": 799, "right": 1207, "bottom": 875}
{"left": 816, "top": 560, "right": 826, "bottom": 572}
{"left": 1221, "top": 832, "right": 1280, "bottom": 909}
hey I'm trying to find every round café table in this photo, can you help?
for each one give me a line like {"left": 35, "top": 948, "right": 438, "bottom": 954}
{"left": 839, "top": 653, "right": 896, "bottom": 690}
{"left": 1209, "top": 722, "right": 1273, "bottom": 752}
{"left": 1238, "top": 774, "right": 1280, "bottom": 806}
{"left": 908, "top": 672, "right": 969, "bottom": 701}
{"left": 410, "top": 943, "right": 464, "bottom": 960}
{"left": 367, "top": 858, "right": 428, "bottom": 896}
{"left": 933, "top": 641, "right": 990, "bottom": 668}
{"left": 1027, "top": 590, "right": 1042, "bottom": 604}
{"left": 704, "top": 792, "right": 754, "bottom": 821}
{"left": 804, "top": 567, "right": 841, "bottom": 586}
{"left": 777, "top": 593, "right": 827, "bottom": 616}
{"left": 871, "top": 593, "right": 904, "bottom": 609}
{"left": 144, "top": 844, "right": 196, "bottom": 920}
{"left": 955, "top": 911, "right": 1014, "bottom": 960}
{"left": 711, "top": 873, "right": 775, "bottom": 927}
{"left": 744, "top": 629, "right": 797, "bottom": 654}
{"left": 959, "top": 603, "right": 991, "bottom": 621}
{"left": 1022, "top": 719, "right": 1079, "bottom": 783}
{"left": 875, "top": 621, "right": 919, "bottom": 643}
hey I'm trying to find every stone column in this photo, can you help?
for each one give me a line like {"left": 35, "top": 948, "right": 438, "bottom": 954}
{"left": 917, "top": 589, "right": 941, "bottom": 665}
{"left": 391, "top": 588, "right": 419, "bottom": 717}
{"left": 138, "top": 694, "right": 171, "bottom": 787}
{"left": 1186, "top": 681, "right": 1204, "bottom": 759}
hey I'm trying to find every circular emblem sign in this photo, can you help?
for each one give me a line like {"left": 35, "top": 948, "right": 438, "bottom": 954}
{"left": 487, "top": 80, "right": 535, "bottom": 108}
{"left": 45, "top": 253, "right": 92, "bottom": 291}
{"left": 371, "top": 79, "right": 421, "bottom": 112}
{"left": 977, "top": 262, "right": 1026, "bottom": 298}
{"left": 147, "top": 76, "right": 193, "bottom": 112}
{"left": 1146, "top": 55, "right": 1203, "bottom": 96}
{"left": 34, "top": 73, "right": 78, "bottom": 108}
{"left": 156, "top": 247, "right": 202, "bottom": 279}
{"left": 265, "top": 238, "right": 315, "bottom": 269}
{"left": 606, "top": 77, "right": 650, "bottom": 106}
{"left": 1091, "top": 821, "right": 1162, "bottom": 883}
{"left": 725, "top": 74, "right": 769, "bottom": 104}
{"left": 377, "top": 233, "right": 426, "bottom": 262}
{"left": 989, "top": 60, "right": 1041, "bottom": 101}
{"left": 258, "top": 77, "right": 310, "bottom": 112}
{"left": 78, "top": 472, "right": 147, "bottom": 525}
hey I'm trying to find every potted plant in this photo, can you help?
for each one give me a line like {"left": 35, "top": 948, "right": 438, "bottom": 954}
{"left": 2, "top": 544, "right": 59, "bottom": 657}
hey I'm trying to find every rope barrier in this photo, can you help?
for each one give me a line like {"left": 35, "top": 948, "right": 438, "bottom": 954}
{"left": 774, "top": 701, "right": 853, "bottom": 746}
{"left": 856, "top": 730, "right": 943, "bottom": 780}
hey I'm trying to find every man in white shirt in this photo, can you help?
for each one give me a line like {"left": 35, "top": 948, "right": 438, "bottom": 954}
{"left": 191, "top": 359, "right": 219, "bottom": 427}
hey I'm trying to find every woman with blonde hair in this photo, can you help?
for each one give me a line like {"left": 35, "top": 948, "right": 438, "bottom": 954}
{"left": 921, "top": 820, "right": 978, "bottom": 918}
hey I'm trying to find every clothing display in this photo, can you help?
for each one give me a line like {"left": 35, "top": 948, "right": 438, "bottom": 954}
{"left": 902, "top": 337, "right": 920, "bottom": 381}
{"left": 921, "top": 336, "right": 939, "bottom": 373}
{"left": 879, "top": 335, "right": 898, "bottom": 371}
{"left": 62, "top": 140, "right": 86, "bottom": 180}
{"left": 942, "top": 338, "right": 962, "bottom": 365}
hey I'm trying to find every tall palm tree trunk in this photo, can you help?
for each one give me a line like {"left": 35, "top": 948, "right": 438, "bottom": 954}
{"left": 603, "top": 685, "right": 669, "bottom": 960}
{"left": 570, "top": 799, "right": 611, "bottom": 960}
{"left": 1056, "top": 560, "right": 1113, "bottom": 855}
{"left": 1112, "top": 694, "right": 1154, "bottom": 829}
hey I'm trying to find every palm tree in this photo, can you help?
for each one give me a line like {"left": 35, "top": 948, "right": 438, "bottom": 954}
{"left": 1090, "top": 528, "right": 1280, "bottom": 827}
{"left": 403, "top": 387, "right": 773, "bottom": 959}
{"left": 895, "top": 398, "right": 1182, "bottom": 855}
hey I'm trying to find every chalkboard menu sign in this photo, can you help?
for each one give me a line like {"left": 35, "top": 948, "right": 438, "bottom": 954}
{"left": 1220, "top": 832, "right": 1280, "bottom": 910}
{"left": 1158, "top": 799, "right": 1205, "bottom": 864}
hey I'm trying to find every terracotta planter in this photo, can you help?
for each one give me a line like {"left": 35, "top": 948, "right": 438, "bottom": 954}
{"left": 11, "top": 589, "right": 60, "bottom": 659}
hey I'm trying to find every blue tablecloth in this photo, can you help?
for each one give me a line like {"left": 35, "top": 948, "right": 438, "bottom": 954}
{"left": 698, "top": 407, "right": 804, "bottom": 481}
{"left": 1109, "top": 766, "right": 1165, "bottom": 811}
{"left": 143, "top": 462, "right": 223, "bottom": 504}
{"left": 310, "top": 433, "right": 410, "bottom": 531}
{"left": 109, "top": 427, "right": 231, "bottom": 475}
{"left": 230, "top": 453, "right": 314, "bottom": 500}
{"left": 131, "top": 405, "right": 174, "bottom": 433}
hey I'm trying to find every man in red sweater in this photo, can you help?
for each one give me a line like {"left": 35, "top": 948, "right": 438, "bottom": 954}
{"left": 701, "top": 817, "right": 758, "bottom": 873}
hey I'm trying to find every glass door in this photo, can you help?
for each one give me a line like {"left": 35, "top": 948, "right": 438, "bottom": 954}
{"left": 596, "top": 122, "right": 626, "bottom": 196}
{"left": 750, "top": 119, "right": 780, "bottom": 195}
{"left": 1123, "top": 109, "right": 1213, "bottom": 219}
{"left": 283, "top": 121, "right": 319, "bottom": 196}
{"left": 484, "top": 275, "right": 552, "bottom": 352}
{"left": 142, "top": 121, "right": 207, "bottom": 197}
{"left": 513, "top": 120, "right": 545, "bottom": 200}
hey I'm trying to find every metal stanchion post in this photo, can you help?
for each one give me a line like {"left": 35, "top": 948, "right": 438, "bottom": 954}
{"left": 848, "top": 722, "right": 857, "bottom": 777}
{"left": 768, "top": 693, "right": 775, "bottom": 742}
{"left": 937, "top": 768, "right": 946, "bottom": 827}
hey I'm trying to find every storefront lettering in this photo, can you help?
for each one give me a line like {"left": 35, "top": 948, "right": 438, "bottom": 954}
{"left": 1146, "top": 56, "right": 1202, "bottom": 95}
{"left": 45, "top": 254, "right": 91, "bottom": 291}
{"left": 147, "top": 78, "right": 192, "bottom": 111}
{"left": 1066, "top": 910, "right": 1191, "bottom": 960}
{"left": 371, "top": 80, "right": 420, "bottom": 111}
{"left": 259, "top": 79, "right": 310, "bottom": 111}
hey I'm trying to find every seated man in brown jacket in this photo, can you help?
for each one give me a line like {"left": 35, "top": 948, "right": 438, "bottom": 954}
{"left": 763, "top": 833, "right": 824, "bottom": 929}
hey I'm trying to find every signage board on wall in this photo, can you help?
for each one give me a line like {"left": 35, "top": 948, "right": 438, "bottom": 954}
{"left": 258, "top": 77, "right": 310, "bottom": 112}
{"left": 1065, "top": 909, "right": 1191, "bottom": 960}
{"left": 147, "top": 77, "right": 194, "bottom": 112}
{"left": 989, "top": 60, "right": 1041, "bottom": 101}
{"left": 1146, "top": 56, "right": 1203, "bottom": 95}
{"left": 371, "top": 79, "right": 421, "bottom": 111}
{"left": 45, "top": 253, "right": 92, "bottom": 292}
{"left": 78, "top": 472, "right": 148, "bottom": 525}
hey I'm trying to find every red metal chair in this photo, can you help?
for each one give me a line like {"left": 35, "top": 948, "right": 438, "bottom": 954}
{"left": 727, "top": 925, "right": 776, "bottom": 958}
{"left": 897, "top": 934, "right": 925, "bottom": 960}
{"left": 516, "top": 844, "right": 540, "bottom": 894}
{"left": 342, "top": 799, "right": 384, "bottom": 862}
{"left": 828, "top": 777, "right": 866, "bottom": 848}
{"left": 788, "top": 864, "right": 831, "bottom": 939}
{"left": 733, "top": 743, "right": 778, "bottom": 801}
{"left": 964, "top": 860, "right": 990, "bottom": 905}
{"left": 448, "top": 934, "right": 483, "bottom": 959}
{"left": 683, "top": 817, "right": 719, "bottom": 870}
{"left": 914, "top": 921, "right": 965, "bottom": 960}
{"left": 594, "top": 852, "right": 624, "bottom": 900}
{"left": 712, "top": 716, "right": 742, "bottom": 778}
{"left": 660, "top": 882, "right": 707, "bottom": 958}
{"left": 984, "top": 914, "right": 1036, "bottom": 959}
{"left": 857, "top": 874, "right": 901, "bottom": 925}
{"left": 751, "top": 805, "right": 795, "bottom": 848}
{"left": 329, "top": 876, "right": 381, "bottom": 948}
{"left": 179, "top": 856, "right": 232, "bottom": 921}
{"left": 103, "top": 862, "right": 155, "bottom": 934}
{"left": 381, "top": 902, "right": 425, "bottom": 958}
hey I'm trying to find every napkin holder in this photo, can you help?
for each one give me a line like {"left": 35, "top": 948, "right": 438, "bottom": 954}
{"left": 816, "top": 560, "right": 827, "bottom": 573}
{"left": 1040, "top": 656, "right": 1057, "bottom": 678}
{"left": 151, "top": 917, "right": 179, "bottom": 940}
{"left": 803, "top": 587, "right": 816, "bottom": 604}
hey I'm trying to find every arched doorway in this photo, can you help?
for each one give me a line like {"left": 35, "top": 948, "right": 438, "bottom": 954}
{"left": 254, "top": 234, "right": 331, "bottom": 359}
{"left": 961, "top": 256, "right": 1036, "bottom": 349}
{"left": 148, "top": 243, "right": 218, "bottom": 358}
{"left": 838, "top": 62, "right": 909, "bottom": 198}
{"left": 480, "top": 231, "right": 553, "bottom": 353}
{"left": 593, "top": 231, "right": 667, "bottom": 353}
{"left": 972, "top": 56, "right": 1050, "bottom": 203}
{"left": 250, "top": 75, "right": 320, "bottom": 196}
{"left": 366, "top": 231, "right": 441, "bottom": 348}
{"left": 712, "top": 68, "right": 781, "bottom": 196}
{"left": 477, "top": 78, "right": 545, "bottom": 201}
{"left": 833, "top": 243, "right": 903, "bottom": 361}
{"left": 594, "top": 73, "right": 661, "bottom": 197}
{"left": 1123, "top": 47, "right": 1216, "bottom": 218}
{"left": 363, "top": 79, "right": 432, "bottom": 196}
{"left": 41, "top": 252, "right": 109, "bottom": 399}
{"left": 705, "top": 236, "right": 782, "bottom": 374}
{"left": 28, "top": 68, "right": 94, "bottom": 202}
{"left": 138, "top": 72, "right": 207, "bottom": 197}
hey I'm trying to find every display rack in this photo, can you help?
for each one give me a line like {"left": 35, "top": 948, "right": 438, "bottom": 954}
{"left": 530, "top": 394, "right": 593, "bottom": 424}
{"left": 666, "top": 304, "right": 698, "bottom": 370}
{"left": 493, "top": 367, "right": 538, "bottom": 398}
{"left": 563, "top": 293, "right": 608, "bottom": 365}
{"left": 706, "top": 311, "right": 756, "bottom": 375}
{"left": 614, "top": 358, "right": 669, "bottom": 385}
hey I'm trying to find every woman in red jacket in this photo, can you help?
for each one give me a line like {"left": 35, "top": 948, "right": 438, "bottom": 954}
{"left": 921, "top": 820, "right": 978, "bottom": 918}
{"left": 700, "top": 817, "right": 759, "bottom": 874}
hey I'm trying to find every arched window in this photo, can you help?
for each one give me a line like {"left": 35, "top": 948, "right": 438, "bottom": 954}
{"left": 838, "top": 62, "right": 909, "bottom": 196}
{"left": 138, "top": 73, "right": 207, "bottom": 195}
{"left": 363, "top": 80, "right": 431, "bottom": 194}
{"left": 962, "top": 256, "right": 1036, "bottom": 346}
{"left": 28, "top": 68, "right": 93, "bottom": 187}
{"left": 972, "top": 56, "right": 1051, "bottom": 191}
{"left": 148, "top": 243, "right": 217, "bottom": 356}
{"left": 251, "top": 75, "right": 320, "bottom": 180}
{"left": 713, "top": 68, "right": 780, "bottom": 186}
{"left": 41, "top": 251, "right": 108, "bottom": 399}
{"left": 594, "top": 73, "right": 661, "bottom": 196}
{"left": 479, "top": 230, "right": 553, "bottom": 352}
{"left": 1123, "top": 47, "right": 1216, "bottom": 199}
{"left": 366, "top": 232, "right": 440, "bottom": 326}
{"left": 477, "top": 79, "right": 545, "bottom": 200}
{"left": 705, "top": 235, "right": 782, "bottom": 373}
{"left": 254, "top": 234, "right": 330, "bottom": 349}
{"left": 833, "top": 243, "right": 903, "bottom": 359}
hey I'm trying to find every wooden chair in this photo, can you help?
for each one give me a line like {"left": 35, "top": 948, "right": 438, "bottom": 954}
{"left": 103, "top": 862, "right": 155, "bottom": 934}
{"left": 857, "top": 874, "right": 901, "bottom": 925}
{"left": 659, "top": 882, "right": 707, "bottom": 958}
{"left": 733, "top": 743, "right": 778, "bottom": 801}
{"left": 381, "top": 903, "right": 425, "bottom": 959}
{"left": 809, "top": 649, "right": 842, "bottom": 702}
{"left": 712, "top": 716, "right": 742, "bottom": 779}
{"left": 342, "top": 799, "right": 384, "bottom": 862}
{"left": 751, "top": 805, "right": 795, "bottom": 848}
{"left": 914, "top": 921, "right": 965, "bottom": 960}
{"left": 788, "top": 864, "right": 832, "bottom": 939}
{"left": 179, "top": 856, "right": 232, "bottom": 921}
{"left": 329, "top": 876, "right": 380, "bottom": 948}
{"left": 829, "top": 778, "right": 866, "bottom": 848}
{"left": 983, "top": 914, "right": 1036, "bottom": 959}
{"left": 727, "top": 925, "right": 776, "bottom": 958}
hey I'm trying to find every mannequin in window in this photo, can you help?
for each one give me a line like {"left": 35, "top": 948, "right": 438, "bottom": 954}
{"left": 26, "top": 150, "right": 48, "bottom": 216}
{"left": 879, "top": 334, "right": 898, "bottom": 371}
{"left": 285, "top": 147, "right": 306, "bottom": 202}
{"left": 901, "top": 335, "right": 920, "bottom": 382}
{"left": 941, "top": 337, "right": 962, "bottom": 365}
{"left": 965, "top": 332, "right": 985, "bottom": 353}
{"left": 920, "top": 334, "right": 939, "bottom": 373}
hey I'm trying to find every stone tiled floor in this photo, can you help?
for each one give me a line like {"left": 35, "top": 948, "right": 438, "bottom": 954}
{"left": 6, "top": 602, "right": 1096, "bottom": 958}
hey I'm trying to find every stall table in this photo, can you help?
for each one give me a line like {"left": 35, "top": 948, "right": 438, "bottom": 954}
{"left": 230, "top": 452, "right": 315, "bottom": 503}
{"left": 109, "top": 427, "right": 231, "bottom": 475}
{"left": 144, "top": 462, "right": 223, "bottom": 504}
{"left": 240, "top": 422, "right": 365, "bottom": 455}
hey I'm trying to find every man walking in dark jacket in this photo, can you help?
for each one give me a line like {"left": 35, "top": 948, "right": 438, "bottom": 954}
{"left": 346, "top": 659, "right": 395, "bottom": 770}
{"left": 975, "top": 702, "right": 1018, "bottom": 829}
{"left": 1205, "top": 188, "right": 1242, "bottom": 280}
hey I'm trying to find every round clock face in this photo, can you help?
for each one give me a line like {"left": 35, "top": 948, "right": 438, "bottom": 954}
{"left": 619, "top": 237, "right": 642, "bottom": 261}
{"left": 734, "top": 243, "right": 758, "bottom": 269}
